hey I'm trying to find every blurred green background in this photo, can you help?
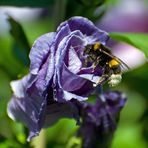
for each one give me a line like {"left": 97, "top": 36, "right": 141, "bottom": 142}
{"left": 0, "top": 0, "right": 148, "bottom": 148}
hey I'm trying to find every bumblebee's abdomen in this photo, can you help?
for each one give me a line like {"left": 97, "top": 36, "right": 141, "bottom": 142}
{"left": 109, "top": 59, "right": 120, "bottom": 68}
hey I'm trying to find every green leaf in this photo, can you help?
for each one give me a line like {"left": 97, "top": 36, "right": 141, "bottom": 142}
{"left": 76, "top": 0, "right": 106, "bottom": 6}
{"left": 8, "top": 16, "right": 30, "bottom": 66}
{"left": 0, "top": 0, "right": 54, "bottom": 7}
{"left": 0, "top": 37, "right": 25, "bottom": 78}
{"left": 110, "top": 32, "right": 148, "bottom": 58}
{"left": 124, "top": 63, "right": 148, "bottom": 99}
{"left": 65, "top": 0, "right": 107, "bottom": 22}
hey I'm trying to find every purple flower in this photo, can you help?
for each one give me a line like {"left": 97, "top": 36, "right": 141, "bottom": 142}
{"left": 78, "top": 91, "right": 126, "bottom": 148}
{"left": 7, "top": 16, "right": 109, "bottom": 141}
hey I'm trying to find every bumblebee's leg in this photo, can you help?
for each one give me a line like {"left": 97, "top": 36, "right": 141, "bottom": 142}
{"left": 83, "top": 58, "right": 88, "bottom": 67}
{"left": 91, "top": 57, "right": 100, "bottom": 81}
{"left": 83, "top": 56, "right": 94, "bottom": 67}
{"left": 93, "top": 65, "right": 111, "bottom": 86}
{"left": 92, "top": 62, "right": 97, "bottom": 72}
{"left": 92, "top": 56, "right": 101, "bottom": 72}
{"left": 93, "top": 74, "right": 109, "bottom": 87}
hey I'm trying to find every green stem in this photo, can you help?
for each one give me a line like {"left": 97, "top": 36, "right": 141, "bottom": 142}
{"left": 31, "top": 129, "right": 46, "bottom": 148}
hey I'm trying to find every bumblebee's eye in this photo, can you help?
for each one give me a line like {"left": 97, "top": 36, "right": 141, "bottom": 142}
{"left": 93, "top": 42, "right": 101, "bottom": 51}
{"left": 109, "top": 59, "right": 120, "bottom": 68}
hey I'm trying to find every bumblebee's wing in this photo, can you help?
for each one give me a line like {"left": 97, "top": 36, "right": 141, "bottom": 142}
{"left": 100, "top": 48, "right": 130, "bottom": 70}
{"left": 114, "top": 56, "right": 130, "bottom": 70}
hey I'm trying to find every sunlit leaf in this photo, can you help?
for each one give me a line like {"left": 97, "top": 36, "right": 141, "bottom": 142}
{"left": 66, "top": 136, "right": 81, "bottom": 148}
{"left": 0, "top": 37, "right": 25, "bottom": 78}
{"left": 112, "top": 124, "right": 147, "bottom": 148}
{"left": 110, "top": 33, "right": 148, "bottom": 58}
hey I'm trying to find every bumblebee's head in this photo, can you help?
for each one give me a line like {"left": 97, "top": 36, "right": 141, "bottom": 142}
{"left": 93, "top": 42, "right": 101, "bottom": 51}
{"left": 109, "top": 59, "right": 120, "bottom": 68}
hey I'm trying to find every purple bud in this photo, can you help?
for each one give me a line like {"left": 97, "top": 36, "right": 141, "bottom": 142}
{"left": 78, "top": 91, "right": 127, "bottom": 148}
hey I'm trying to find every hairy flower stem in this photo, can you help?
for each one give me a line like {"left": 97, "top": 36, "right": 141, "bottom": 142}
{"left": 31, "top": 130, "right": 46, "bottom": 148}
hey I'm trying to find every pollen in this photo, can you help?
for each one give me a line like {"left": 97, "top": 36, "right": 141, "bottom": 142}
{"left": 108, "top": 74, "right": 122, "bottom": 87}
{"left": 93, "top": 42, "right": 101, "bottom": 51}
{"left": 109, "top": 59, "right": 120, "bottom": 68}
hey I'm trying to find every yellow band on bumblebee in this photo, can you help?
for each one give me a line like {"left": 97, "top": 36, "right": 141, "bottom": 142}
{"left": 109, "top": 59, "right": 120, "bottom": 68}
{"left": 93, "top": 42, "right": 101, "bottom": 51}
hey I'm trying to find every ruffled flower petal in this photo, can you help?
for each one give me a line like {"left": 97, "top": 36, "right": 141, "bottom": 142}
{"left": 7, "top": 16, "right": 110, "bottom": 141}
{"left": 67, "top": 16, "right": 109, "bottom": 44}
{"left": 7, "top": 75, "right": 46, "bottom": 141}
{"left": 29, "top": 33, "right": 55, "bottom": 75}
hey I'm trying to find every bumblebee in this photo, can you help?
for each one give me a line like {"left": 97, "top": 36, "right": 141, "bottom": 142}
{"left": 83, "top": 42, "right": 129, "bottom": 87}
